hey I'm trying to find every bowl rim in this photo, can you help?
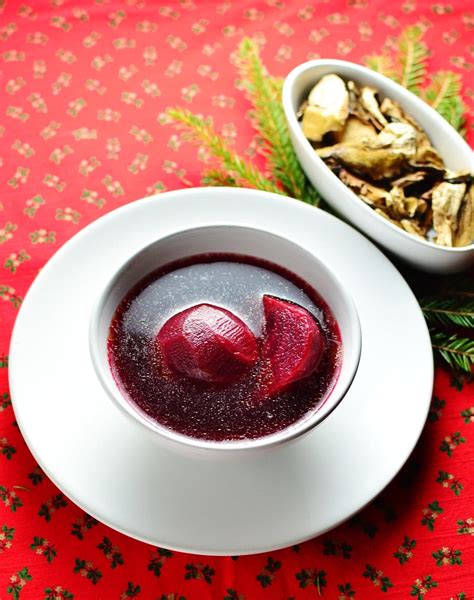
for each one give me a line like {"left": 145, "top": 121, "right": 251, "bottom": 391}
{"left": 282, "top": 58, "right": 474, "bottom": 254}
{"left": 89, "top": 222, "right": 362, "bottom": 453}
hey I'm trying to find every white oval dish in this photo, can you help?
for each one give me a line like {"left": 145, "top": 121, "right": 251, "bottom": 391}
{"left": 9, "top": 188, "right": 433, "bottom": 555}
{"left": 89, "top": 224, "right": 361, "bottom": 455}
{"left": 282, "top": 59, "right": 474, "bottom": 274}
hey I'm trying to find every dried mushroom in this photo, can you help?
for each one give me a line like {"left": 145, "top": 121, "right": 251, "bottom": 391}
{"left": 432, "top": 182, "right": 466, "bottom": 247}
{"left": 298, "top": 75, "right": 474, "bottom": 247}
{"left": 301, "top": 74, "right": 349, "bottom": 142}
{"left": 454, "top": 184, "right": 474, "bottom": 247}
{"left": 338, "top": 169, "right": 388, "bottom": 205}
{"left": 333, "top": 116, "right": 377, "bottom": 144}
{"left": 400, "top": 219, "right": 426, "bottom": 239}
{"left": 316, "top": 122, "right": 417, "bottom": 180}
{"left": 359, "top": 86, "right": 388, "bottom": 128}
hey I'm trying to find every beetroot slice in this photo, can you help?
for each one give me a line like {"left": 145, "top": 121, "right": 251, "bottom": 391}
{"left": 262, "top": 295, "right": 325, "bottom": 395}
{"left": 157, "top": 303, "right": 258, "bottom": 383}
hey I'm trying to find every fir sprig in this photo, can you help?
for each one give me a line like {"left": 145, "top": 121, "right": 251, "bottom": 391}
{"left": 429, "top": 331, "right": 474, "bottom": 373}
{"left": 398, "top": 25, "right": 429, "bottom": 93}
{"left": 424, "top": 71, "right": 462, "bottom": 112}
{"left": 420, "top": 297, "right": 474, "bottom": 329}
{"left": 235, "top": 38, "right": 319, "bottom": 205}
{"left": 420, "top": 280, "right": 474, "bottom": 373}
{"left": 364, "top": 54, "right": 398, "bottom": 81}
{"left": 423, "top": 71, "right": 466, "bottom": 134}
{"left": 201, "top": 168, "right": 237, "bottom": 187}
{"left": 166, "top": 39, "right": 318, "bottom": 203}
{"left": 167, "top": 108, "right": 282, "bottom": 195}
{"left": 443, "top": 100, "right": 467, "bottom": 135}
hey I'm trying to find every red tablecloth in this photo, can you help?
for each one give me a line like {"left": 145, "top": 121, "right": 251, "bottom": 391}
{"left": 1, "top": 1, "right": 473, "bottom": 598}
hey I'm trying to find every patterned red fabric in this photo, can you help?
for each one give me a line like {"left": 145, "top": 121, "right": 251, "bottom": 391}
{"left": 1, "top": 1, "right": 473, "bottom": 598}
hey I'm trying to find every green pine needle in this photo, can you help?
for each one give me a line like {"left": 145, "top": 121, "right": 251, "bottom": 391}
{"left": 430, "top": 330, "right": 474, "bottom": 373}
{"left": 441, "top": 99, "right": 467, "bottom": 137}
{"left": 166, "top": 107, "right": 283, "bottom": 195}
{"left": 423, "top": 71, "right": 462, "bottom": 111}
{"left": 421, "top": 297, "right": 474, "bottom": 328}
{"left": 201, "top": 168, "right": 237, "bottom": 187}
{"left": 397, "top": 25, "right": 429, "bottom": 94}
{"left": 235, "top": 38, "right": 319, "bottom": 205}
{"left": 423, "top": 71, "right": 467, "bottom": 134}
{"left": 364, "top": 54, "right": 398, "bottom": 81}
{"left": 421, "top": 278, "right": 474, "bottom": 374}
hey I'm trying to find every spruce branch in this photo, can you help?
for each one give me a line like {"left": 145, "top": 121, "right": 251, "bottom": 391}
{"left": 420, "top": 276, "right": 474, "bottom": 374}
{"left": 201, "top": 168, "right": 238, "bottom": 187}
{"left": 441, "top": 100, "right": 467, "bottom": 136}
{"left": 235, "top": 38, "right": 319, "bottom": 205}
{"left": 430, "top": 330, "right": 474, "bottom": 373}
{"left": 397, "top": 25, "right": 429, "bottom": 94}
{"left": 423, "top": 71, "right": 467, "bottom": 133}
{"left": 421, "top": 296, "right": 474, "bottom": 328}
{"left": 166, "top": 107, "right": 283, "bottom": 195}
{"left": 423, "top": 71, "right": 462, "bottom": 111}
{"left": 364, "top": 55, "right": 398, "bottom": 81}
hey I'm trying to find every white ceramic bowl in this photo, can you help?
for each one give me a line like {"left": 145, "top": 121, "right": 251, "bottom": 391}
{"left": 283, "top": 59, "right": 474, "bottom": 274}
{"left": 89, "top": 224, "right": 362, "bottom": 454}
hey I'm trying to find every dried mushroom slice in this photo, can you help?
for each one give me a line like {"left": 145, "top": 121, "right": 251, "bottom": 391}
{"left": 385, "top": 186, "right": 407, "bottom": 218}
{"left": 359, "top": 86, "right": 388, "bottom": 129}
{"left": 432, "top": 182, "right": 467, "bottom": 246}
{"left": 333, "top": 116, "right": 377, "bottom": 144}
{"left": 404, "top": 197, "right": 421, "bottom": 218}
{"left": 454, "top": 184, "right": 474, "bottom": 247}
{"left": 391, "top": 171, "right": 428, "bottom": 188}
{"left": 317, "top": 144, "right": 406, "bottom": 179}
{"left": 379, "top": 97, "right": 421, "bottom": 130}
{"left": 385, "top": 187, "right": 420, "bottom": 219}
{"left": 316, "top": 122, "right": 417, "bottom": 180}
{"left": 374, "top": 208, "right": 403, "bottom": 228}
{"left": 400, "top": 219, "right": 426, "bottom": 239}
{"left": 418, "top": 206, "right": 433, "bottom": 235}
{"left": 379, "top": 97, "right": 443, "bottom": 168}
{"left": 375, "top": 122, "right": 417, "bottom": 152}
{"left": 411, "top": 137, "right": 444, "bottom": 171}
{"left": 415, "top": 197, "right": 429, "bottom": 215}
{"left": 301, "top": 74, "right": 349, "bottom": 142}
{"left": 338, "top": 168, "right": 389, "bottom": 205}
{"left": 347, "top": 80, "right": 384, "bottom": 131}
{"left": 347, "top": 80, "right": 360, "bottom": 113}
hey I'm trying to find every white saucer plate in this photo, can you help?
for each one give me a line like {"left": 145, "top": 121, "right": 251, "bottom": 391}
{"left": 9, "top": 188, "right": 433, "bottom": 555}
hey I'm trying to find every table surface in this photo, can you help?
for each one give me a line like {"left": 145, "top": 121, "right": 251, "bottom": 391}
{"left": 1, "top": 1, "right": 473, "bottom": 599}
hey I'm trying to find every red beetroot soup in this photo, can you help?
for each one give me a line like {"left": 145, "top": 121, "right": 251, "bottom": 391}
{"left": 108, "top": 253, "right": 342, "bottom": 441}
